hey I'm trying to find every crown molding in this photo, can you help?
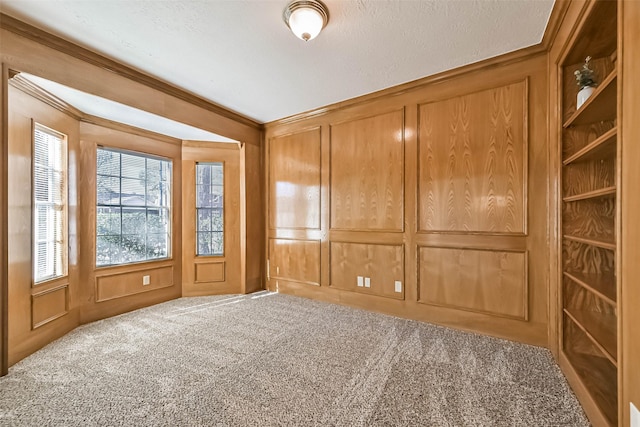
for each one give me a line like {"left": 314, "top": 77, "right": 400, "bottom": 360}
{"left": 265, "top": 0, "right": 571, "bottom": 128}
{"left": 9, "top": 73, "right": 83, "bottom": 120}
{"left": 0, "top": 13, "right": 261, "bottom": 131}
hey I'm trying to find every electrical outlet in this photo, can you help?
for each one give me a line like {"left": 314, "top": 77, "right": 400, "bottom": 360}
{"left": 364, "top": 277, "right": 371, "bottom": 288}
{"left": 632, "top": 402, "right": 640, "bottom": 427}
{"left": 142, "top": 275, "right": 150, "bottom": 286}
{"left": 357, "top": 276, "right": 364, "bottom": 287}
{"left": 394, "top": 280, "right": 402, "bottom": 293}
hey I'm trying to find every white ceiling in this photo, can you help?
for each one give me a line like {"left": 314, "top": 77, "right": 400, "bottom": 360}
{"left": 0, "top": 0, "right": 555, "bottom": 124}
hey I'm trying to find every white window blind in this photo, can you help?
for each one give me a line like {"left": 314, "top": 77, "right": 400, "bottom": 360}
{"left": 33, "top": 124, "right": 67, "bottom": 283}
{"left": 96, "top": 148, "right": 172, "bottom": 266}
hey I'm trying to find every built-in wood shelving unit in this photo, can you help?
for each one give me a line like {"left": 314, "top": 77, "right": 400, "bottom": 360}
{"left": 563, "top": 186, "right": 616, "bottom": 202}
{"left": 559, "top": 1, "right": 619, "bottom": 425}
{"left": 563, "top": 271, "right": 616, "bottom": 306}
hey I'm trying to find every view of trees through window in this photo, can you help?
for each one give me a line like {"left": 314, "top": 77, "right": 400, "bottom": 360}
{"left": 196, "top": 162, "right": 224, "bottom": 256}
{"left": 33, "top": 124, "right": 67, "bottom": 282}
{"left": 96, "top": 148, "right": 171, "bottom": 266}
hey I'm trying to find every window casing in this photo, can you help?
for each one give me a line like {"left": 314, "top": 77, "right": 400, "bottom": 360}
{"left": 196, "top": 162, "right": 224, "bottom": 256}
{"left": 33, "top": 124, "right": 68, "bottom": 283}
{"left": 96, "top": 148, "right": 171, "bottom": 267}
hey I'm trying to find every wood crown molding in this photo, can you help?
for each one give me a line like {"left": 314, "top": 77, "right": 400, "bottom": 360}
{"left": 10, "top": 74, "right": 182, "bottom": 145}
{"left": 9, "top": 74, "right": 83, "bottom": 120}
{"left": 0, "top": 13, "right": 261, "bottom": 131}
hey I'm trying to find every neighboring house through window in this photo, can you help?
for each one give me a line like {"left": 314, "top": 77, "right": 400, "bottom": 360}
{"left": 96, "top": 148, "right": 171, "bottom": 266}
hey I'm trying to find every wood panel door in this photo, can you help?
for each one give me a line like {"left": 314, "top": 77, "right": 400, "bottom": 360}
{"left": 182, "top": 142, "right": 241, "bottom": 296}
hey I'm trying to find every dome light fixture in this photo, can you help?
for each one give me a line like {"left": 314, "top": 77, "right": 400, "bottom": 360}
{"left": 283, "top": 0, "right": 329, "bottom": 42}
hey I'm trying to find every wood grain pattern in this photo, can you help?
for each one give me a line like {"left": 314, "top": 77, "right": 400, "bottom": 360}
{"left": 563, "top": 197, "right": 615, "bottom": 243}
{"left": 562, "top": 56, "right": 616, "bottom": 125}
{"left": 31, "top": 284, "right": 68, "bottom": 329}
{"left": 182, "top": 142, "right": 241, "bottom": 297}
{"left": 95, "top": 264, "right": 173, "bottom": 302}
{"left": 621, "top": 1, "right": 640, "bottom": 424}
{"left": 1, "top": 65, "right": 8, "bottom": 375}
{"left": 563, "top": 320, "right": 618, "bottom": 426}
{"left": 269, "top": 128, "right": 321, "bottom": 230}
{"left": 330, "top": 110, "right": 404, "bottom": 232}
{"left": 269, "top": 238, "right": 320, "bottom": 286}
{"left": 266, "top": 53, "right": 549, "bottom": 347}
{"left": 194, "top": 262, "right": 225, "bottom": 283}
{"left": 418, "top": 247, "right": 527, "bottom": 320}
{"left": 562, "top": 157, "right": 615, "bottom": 198}
{"left": 562, "top": 123, "right": 616, "bottom": 162}
{"left": 418, "top": 81, "right": 526, "bottom": 234}
{"left": 329, "top": 242, "right": 403, "bottom": 300}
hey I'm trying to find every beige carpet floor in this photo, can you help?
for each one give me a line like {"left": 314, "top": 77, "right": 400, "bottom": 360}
{"left": 0, "top": 292, "right": 589, "bottom": 426}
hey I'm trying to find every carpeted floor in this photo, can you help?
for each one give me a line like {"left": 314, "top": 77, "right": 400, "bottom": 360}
{"left": 0, "top": 292, "right": 589, "bottom": 426}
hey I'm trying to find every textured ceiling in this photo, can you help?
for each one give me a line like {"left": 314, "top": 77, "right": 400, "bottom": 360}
{"left": 0, "top": 0, "right": 554, "bottom": 124}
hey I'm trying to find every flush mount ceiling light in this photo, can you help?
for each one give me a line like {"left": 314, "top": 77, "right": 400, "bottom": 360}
{"left": 283, "top": 0, "right": 329, "bottom": 42}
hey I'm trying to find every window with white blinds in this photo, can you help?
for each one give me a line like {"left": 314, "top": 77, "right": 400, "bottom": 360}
{"left": 195, "top": 162, "right": 224, "bottom": 256}
{"left": 33, "top": 124, "right": 68, "bottom": 283}
{"left": 96, "top": 148, "right": 172, "bottom": 266}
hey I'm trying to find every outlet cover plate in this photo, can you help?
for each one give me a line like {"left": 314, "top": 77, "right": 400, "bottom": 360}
{"left": 357, "top": 276, "right": 364, "bottom": 287}
{"left": 632, "top": 402, "right": 640, "bottom": 427}
{"left": 143, "top": 275, "right": 150, "bottom": 286}
{"left": 364, "top": 277, "right": 371, "bottom": 288}
{"left": 394, "top": 280, "right": 402, "bottom": 293}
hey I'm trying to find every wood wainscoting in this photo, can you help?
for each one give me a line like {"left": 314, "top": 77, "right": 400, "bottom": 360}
{"left": 265, "top": 53, "right": 549, "bottom": 347}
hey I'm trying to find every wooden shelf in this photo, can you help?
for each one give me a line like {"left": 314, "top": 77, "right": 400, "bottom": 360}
{"left": 564, "top": 70, "right": 617, "bottom": 128}
{"left": 564, "top": 271, "right": 616, "bottom": 306}
{"left": 564, "top": 234, "right": 616, "bottom": 250}
{"left": 563, "top": 186, "right": 616, "bottom": 202}
{"left": 564, "top": 308, "right": 617, "bottom": 365}
{"left": 564, "top": 349, "right": 618, "bottom": 426}
{"left": 563, "top": 128, "right": 617, "bottom": 165}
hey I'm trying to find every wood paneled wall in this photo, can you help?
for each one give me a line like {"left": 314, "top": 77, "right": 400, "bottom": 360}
{"left": 7, "top": 83, "right": 80, "bottom": 365}
{"left": 266, "top": 54, "right": 549, "bottom": 346}
{"left": 182, "top": 142, "right": 241, "bottom": 296}
{"left": 78, "top": 122, "right": 183, "bottom": 324}
{"left": 620, "top": 1, "right": 640, "bottom": 425}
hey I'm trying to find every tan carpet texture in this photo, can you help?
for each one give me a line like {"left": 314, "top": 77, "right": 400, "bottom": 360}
{"left": 0, "top": 292, "right": 589, "bottom": 426}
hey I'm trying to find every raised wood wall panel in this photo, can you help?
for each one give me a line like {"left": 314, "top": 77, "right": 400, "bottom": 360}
{"left": 194, "top": 262, "right": 225, "bottom": 283}
{"left": 269, "top": 238, "right": 320, "bottom": 286}
{"left": 8, "top": 84, "right": 80, "bottom": 366}
{"left": 95, "top": 264, "right": 173, "bottom": 302}
{"left": 266, "top": 54, "right": 549, "bottom": 347}
{"left": 418, "top": 247, "right": 527, "bottom": 320}
{"left": 182, "top": 142, "right": 241, "bottom": 297}
{"left": 330, "top": 242, "right": 404, "bottom": 300}
{"left": 269, "top": 129, "right": 321, "bottom": 230}
{"left": 418, "top": 81, "right": 527, "bottom": 234}
{"left": 243, "top": 142, "right": 264, "bottom": 294}
{"left": 330, "top": 110, "right": 404, "bottom": 232}
{"left": 31, "top": 285, "right": 68, "bottom": 329}
{"left": 79, "top": 122, "right": 182, "bottom": 323}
